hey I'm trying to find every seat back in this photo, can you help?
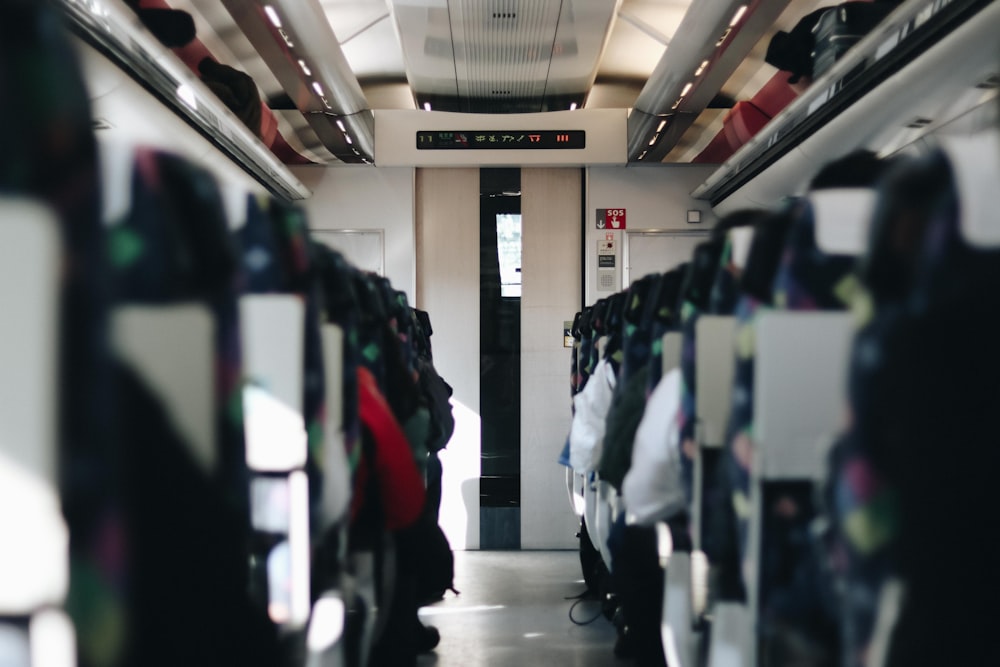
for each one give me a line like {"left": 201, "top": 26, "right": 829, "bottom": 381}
{"left": 694, "top": 316, "right": 737, "bottom": 448}
{"left": 0, "top": 198, "right": 75, "bottom": 665}
{"left": 320, "top": 324, "right": 351, "bottom": 527}
{"left": 752, "top": 312, "right": 853, "bottom": 480}
{"left": 240, "top": 295, "right": 307, "bottom": 472}
{"left": 240, "top": 294, "right": 311, "bottom": 629}
{"left": 111, "top": 305, "right": 216, "bottom": 472}
{"left": 707, "top": 602, "right": 751, "bottom": 667}
{"left": 745, "top": 311, "right": 853, "bottom": 631}
{"left": 661, "top": 332, "right": 682, "bottom": 375}
{"left": 0, "top": 199, "right": 67, "bottom": 614}
{"left": 693, "top": 316, "right": 737, "bottom": 550}
{"left": 660, "top": 552, "right": 696, "bottom": 667}
{"left": 594, "top": 480, "right": 616, "bottom": 568}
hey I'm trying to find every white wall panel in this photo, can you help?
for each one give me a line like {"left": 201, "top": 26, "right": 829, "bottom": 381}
{"left": 292, "top": 166, "right": 416, "bottom": 302}
{"left": 520, "top": 168, "right": 581, "bottom": 549}
{"left": 416, "top": 168, "right": 481, "bottom": 550}
{"left": 586, "top": 164, "right": 718, "bottom": 304}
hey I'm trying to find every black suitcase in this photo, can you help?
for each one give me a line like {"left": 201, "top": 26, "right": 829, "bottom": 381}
{"left": 811, "top": 2, "right": 896, "bottom": 78}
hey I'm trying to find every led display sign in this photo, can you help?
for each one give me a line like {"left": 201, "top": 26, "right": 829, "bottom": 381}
{"left": 416, "top": 130, "right": 586, "bottom": 150}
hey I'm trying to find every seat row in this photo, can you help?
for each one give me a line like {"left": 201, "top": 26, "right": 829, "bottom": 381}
{"left": 0, "top": 4, "right": 454, "bottom": 666}
{"left": 563, "top": 129, "right": 1000, "bottom": 667}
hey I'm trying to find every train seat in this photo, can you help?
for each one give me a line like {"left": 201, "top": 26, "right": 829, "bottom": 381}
{"left": 240, "top": 295, "right": 311, "bottom": 628}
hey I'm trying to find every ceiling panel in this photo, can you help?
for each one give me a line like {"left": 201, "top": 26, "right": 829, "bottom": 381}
{"left": 338, "top": 15, "right": 408, "bottom": 80}
{"left": 320, "top": 0, "right": 391, "bottom": 41}
{"left": 389, "top": 1, "right": 460, "bottom": 100}
{"left": 546, "top": 0, "right": 620, "bottom": 98}
{"left": 321, "top": 0, "right": 408, "bottom": 83}
{"left": 451, "top": 0, "right": 564, "bottom": 101}
{"left": 595, "top": 0, "right": 691, "bottom": 81}
{"left": 150, "top": 0, "right": 907, "bottom": 166}
{"left": 596, "top": 18, "right": 668, "bottom": 82}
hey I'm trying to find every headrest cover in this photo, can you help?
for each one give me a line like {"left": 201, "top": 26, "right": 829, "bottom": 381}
{"left": 99, "top": 138, "right": 136, "bottom": 225}
{"left": 810, "top": 188, "right": 878, "bottom": 255}
{"left": 730, "top": 227, "right": 755, "bottom": 269}
{"left": 941, "top": 130, "right": 1000, "bottom": 247}
{"left": 221, "top": 181, "right": 250, "bottom": 230}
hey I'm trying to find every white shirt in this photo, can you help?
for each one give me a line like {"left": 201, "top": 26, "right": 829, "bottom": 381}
{"left": 568, "top": 358, "right": 616, "bottom": 472}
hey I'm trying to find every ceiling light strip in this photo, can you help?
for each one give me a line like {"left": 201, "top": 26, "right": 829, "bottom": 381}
{"left": 263, "top": 5, "right": 282, "bottom": 28}
{"left": 729, "top": 5, "right": 748, "bottom": 27}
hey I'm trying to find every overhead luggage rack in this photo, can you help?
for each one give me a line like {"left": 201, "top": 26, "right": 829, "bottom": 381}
{"left": 693, "top": 0, "right": 997, "bottom": 208}
{"left": 60, "top": 0, "right": 310, "bottom": 201}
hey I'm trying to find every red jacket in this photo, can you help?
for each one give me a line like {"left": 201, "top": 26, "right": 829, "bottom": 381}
{"left": 352, "top": 366, "right": 425, "bottom": 530}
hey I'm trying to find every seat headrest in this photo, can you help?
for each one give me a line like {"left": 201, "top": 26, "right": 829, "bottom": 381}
{"left": 809, "top": 188, "right": 878, "bottom": 255}
{"left": 941, "top": 130, "right": 1000, "bottom": 247}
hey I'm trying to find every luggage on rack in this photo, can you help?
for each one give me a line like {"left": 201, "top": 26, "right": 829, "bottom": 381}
{"left": 811, "top": 2, "right": 896, "bottom": 78}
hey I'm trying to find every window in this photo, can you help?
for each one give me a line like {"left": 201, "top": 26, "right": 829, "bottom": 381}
{"left": 496, "top": 213, "right": 522, "bottom": 297}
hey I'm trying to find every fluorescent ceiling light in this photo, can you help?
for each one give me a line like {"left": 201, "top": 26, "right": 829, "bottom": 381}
{"left": 730, "top": 5, "right": 748, "bottom": 26}
{"left": 264, "top": 5, "right": 282, "bottom": 28}
{"left": 176, "top": 84, "right": 197, "bottom": 110}
{"left": 680, "top": 82, "right": 693, "bottom": 97}
{"left": 657, "top": 119, "right": 667, "bottom": 132}
{"left": 298, "top": 59, "right": 311, "bottom": 76}
{"left": 312, "top": 82, "right": 324, "bottom": 96}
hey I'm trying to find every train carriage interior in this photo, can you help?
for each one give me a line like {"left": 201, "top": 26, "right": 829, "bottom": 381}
{"left": 2, "top": 0, "right": 999, "bottom": 665}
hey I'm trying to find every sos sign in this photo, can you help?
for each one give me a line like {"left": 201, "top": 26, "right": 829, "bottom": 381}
{"left": 596, "top": 208, "right": 626, "bottom": 230}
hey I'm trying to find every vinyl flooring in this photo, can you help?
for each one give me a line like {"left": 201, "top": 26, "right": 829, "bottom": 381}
{"left": 416, "top": 550, "right": 632, "bottom": 667}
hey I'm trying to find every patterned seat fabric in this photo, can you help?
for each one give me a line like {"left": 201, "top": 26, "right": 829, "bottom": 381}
{"left": 645, "top": 266, "right": 686, "bottom": 393}
{"left": 830, "top": 146, "right": 1000, "bottom": 667}
{"left": 677, "top": 240, "right": 726, "bottom": 502}
{"left": 0, "top": 3, "right": 114, "bottom": 663}
{"left": 107, "top": 150, "right": 279, "bottom": 666}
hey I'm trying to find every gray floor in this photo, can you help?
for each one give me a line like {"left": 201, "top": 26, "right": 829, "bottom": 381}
{"left": 416, "top": 551, "right": 632, "bottom": 667}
